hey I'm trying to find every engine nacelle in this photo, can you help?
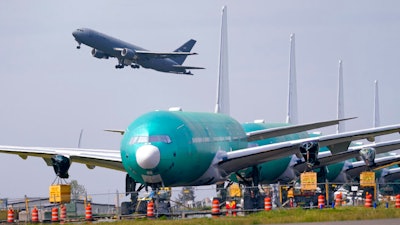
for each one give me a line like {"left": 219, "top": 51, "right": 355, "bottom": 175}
{"left": 121, "top": 48, "right": 136, "bottom": 59}
{"left": 299, "top": 141, "right": 320, "bottom": 168}
{"left": 359, "top": 147, "right": 376, "bottom": 167}
{"left": 51, "top": 155, "right": 71, "bottom": 179}
{"left": 91, "top": 49, "right": 108, "bottom": 59}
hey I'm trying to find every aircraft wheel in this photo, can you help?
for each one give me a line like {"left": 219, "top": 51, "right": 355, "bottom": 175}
{"left": 76, "top": 46, "right": 80, "bottom": 49}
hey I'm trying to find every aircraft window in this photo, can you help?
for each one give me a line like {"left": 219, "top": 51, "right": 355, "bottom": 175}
{"left": 129, "top": 135, "right": 171, "bottom": 144}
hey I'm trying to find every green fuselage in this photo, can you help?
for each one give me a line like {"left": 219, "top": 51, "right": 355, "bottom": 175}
{"left": 120, "top": 111, "right": 248, "bottom": 187}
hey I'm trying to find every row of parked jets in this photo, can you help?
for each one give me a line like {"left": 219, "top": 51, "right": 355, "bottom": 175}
{"left": 1, "top": 6, "right": 400, "bottom": 212}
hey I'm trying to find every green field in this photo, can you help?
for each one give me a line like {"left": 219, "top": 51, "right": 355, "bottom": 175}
{"left": 102, "top": 206, "right": 400, "bottom": 225}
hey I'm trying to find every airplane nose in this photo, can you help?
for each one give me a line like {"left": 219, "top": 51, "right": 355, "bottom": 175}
{"left": 136, "top": 145, "right": 160, "bottom": 169}
{"left": 72, "top": 30, "right": 78, "bottom": 38}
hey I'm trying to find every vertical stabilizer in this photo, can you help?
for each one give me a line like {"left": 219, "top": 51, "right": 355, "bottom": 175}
{"left": 215, "top": 6, "right": 230, "bottom": 115}
{"left": 373, "top": 80, "right": 380, "bottom": 142}
{"left": 286, "top": 33, "right": 298, "bottom": 124}
{"left": 173, "top": 39, "right": 196, "bottom": 65}
{"left": 337, "top": 60, "right": 345, "bottom": 133}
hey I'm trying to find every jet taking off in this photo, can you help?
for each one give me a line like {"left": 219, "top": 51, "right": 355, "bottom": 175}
{"left": 72, "top": 28, "right": 204, "bottom": 75}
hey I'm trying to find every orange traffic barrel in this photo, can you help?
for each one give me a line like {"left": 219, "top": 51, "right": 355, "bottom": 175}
{"left": 7, "top": 208, "right": 14, "bottom": 223}
{"left": 60, "top": 204, "right": 67, "bottom": 221}
{"left": 31, "top": 206, "right": 39, "bottom": 223}
{"left": 51, "top": 207, "right": 59, "bottom": 222}
{"left": 147, "top": 201, "right": 154, "bottom": 217}
{"left": 318, "top": 195, "right": 325, "bottom": 209}
{"left": 396, "top": 194, "right": 400, "bottom": 208}
{"left": 264, "top": 197, "right": 272, "bottom": 211}
{"left": 211, "top": 198, "right": 220, "bottom": 217}
{"left": 225, "top": 201, "right": 230, "bottom": 216}
{"left": 365, "top": 194, "right": 372, "bottom": 208}
{"left": 85, "top": 203, "right": 93, "bottom": 221}
{"left": 335, "top": 193, "right": 342, "bottom": 207}
{"left": 231, "top": 201, "right": 237, "bottom": 217}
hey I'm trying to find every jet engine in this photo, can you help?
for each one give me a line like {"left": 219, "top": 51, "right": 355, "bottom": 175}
{"left": 121, "top": 48, "right": 136, "bottom": 59}
{"left": 91, "top": 49, "right": 108, "bottom": 59}
{"left": 299, "top": 141, "right": 320, "bottom": 168}
{"left": 359, "top": 147, "right": 376, "bottom": 167}
{"left": 51, "top": 155, "right": 71, "bottom": 179}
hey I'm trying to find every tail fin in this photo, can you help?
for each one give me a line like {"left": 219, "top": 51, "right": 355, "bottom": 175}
{"left": 173, "top": 39, "right": 196, "bottom": 65}
{"left": 215, "top": 6, "right": 230, "bottom": 115}
{"left": 373, "top": 80, "right": 380, "bottom": 142}
{"left": 337, "top": 60, "right": 345, "bottom": 133}
{"left": 286, "top": 33, "right": 298, "bottom": 124}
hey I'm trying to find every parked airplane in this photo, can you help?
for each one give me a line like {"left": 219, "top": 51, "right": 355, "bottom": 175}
{"left": 72, "top": 28, "right": 204, "bottom": 75}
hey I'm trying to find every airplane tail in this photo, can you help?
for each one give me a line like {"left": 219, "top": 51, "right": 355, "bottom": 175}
{"left": 173, "top": 39, "right": 196, "bottom": 65}
{"left": 286, "top": 33, "right": 298, "bottom": 124}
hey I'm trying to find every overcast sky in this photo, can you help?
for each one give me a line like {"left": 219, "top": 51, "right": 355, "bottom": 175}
{"left": 1, "top": 0, "right": 400, "bottom": 202}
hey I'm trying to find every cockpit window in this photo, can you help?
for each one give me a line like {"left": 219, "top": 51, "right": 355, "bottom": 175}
{"left": 129, "top": 135, "right": 171, "bottom": 144}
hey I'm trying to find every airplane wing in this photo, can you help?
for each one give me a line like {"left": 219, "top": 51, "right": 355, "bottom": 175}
{"left": 135, "top": 51, "right": 197, "bottom": 58}
{"left": 218, "top": 124, "right": 400, "bottom": 174}
{"left": 0, "top": 145, "right": 124, "bottom": 171}
{"left": 293, "top": 139, "right": 400, "bottom": 172}
{"left": 246, "top": 118, "right": 355, "bottom": 142}
{"left": 113, "top": 48, "right": 197, "bottom": 59}
{"left": 381, "top": 167, "right": 400, "bottom": 182}
{"left": 345, "top": 154, "right": 400, "bottom": 179}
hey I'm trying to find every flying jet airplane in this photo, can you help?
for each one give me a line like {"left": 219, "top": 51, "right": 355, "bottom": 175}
{"left": 72, "top": 28, "right": 204, "bottom": 75}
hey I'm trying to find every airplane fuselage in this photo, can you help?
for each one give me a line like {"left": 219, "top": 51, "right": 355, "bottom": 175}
{"left": 120, "top": 110, "right": 248, "bottom": 187}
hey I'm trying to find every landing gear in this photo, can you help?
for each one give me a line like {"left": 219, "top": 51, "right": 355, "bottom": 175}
{"left": 131, "top": 64, "right": 140, "bottom": 69}
{"left": 121, "top": 174, "right": 146, "bottom": 215}
{"left": 115, "top": 64, "right": 124, "bottom": 69}
{"left": 120, "top": 175, "right": 171, "bottom": 216}
{"left": 236, "top": 166, "right": 265, "bottom": 211}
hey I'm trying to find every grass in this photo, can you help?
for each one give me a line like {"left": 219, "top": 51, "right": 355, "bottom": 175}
{"left": 89, "top": 206, "right": 400, "bottom": 225}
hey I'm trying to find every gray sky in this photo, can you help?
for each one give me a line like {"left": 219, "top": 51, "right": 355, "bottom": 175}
{"left": 1, "top": 0, "right": 400, "bottom": 201}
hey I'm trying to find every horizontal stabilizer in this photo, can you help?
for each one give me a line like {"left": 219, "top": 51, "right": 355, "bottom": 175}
{"left": 172, "top": 65, "right": 205, "bottom": 70}
{"left": 104, "top": 129, "right": 125, "bottom": 135}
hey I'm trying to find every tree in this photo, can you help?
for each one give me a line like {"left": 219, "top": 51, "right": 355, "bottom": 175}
{"left": 70, "top": 180, "right": 86, "bottom": 201}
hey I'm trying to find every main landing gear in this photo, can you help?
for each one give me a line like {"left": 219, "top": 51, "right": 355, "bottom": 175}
{"left": 121, "top": 174, "right": 171, "bottom": 216}
{"left": 115, "top": 64, "right": 140, "bottom": 69}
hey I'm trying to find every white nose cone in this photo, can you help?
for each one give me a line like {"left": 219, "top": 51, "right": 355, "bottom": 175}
{"left": 136, "top": 145, "right": 160, "bottom": 169}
